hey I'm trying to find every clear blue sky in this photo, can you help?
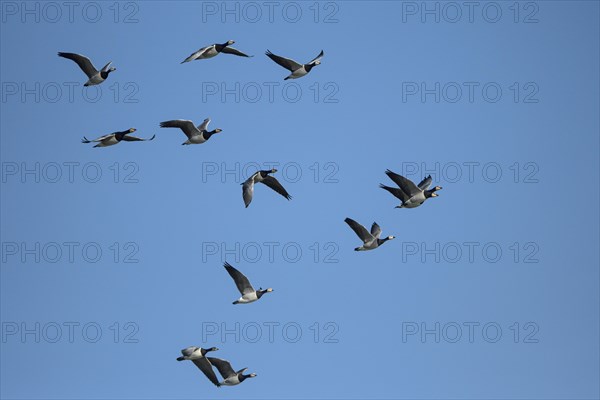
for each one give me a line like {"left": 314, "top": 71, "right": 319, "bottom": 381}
{"left": 1, "top": 1, "right": 599, "bottom": 399}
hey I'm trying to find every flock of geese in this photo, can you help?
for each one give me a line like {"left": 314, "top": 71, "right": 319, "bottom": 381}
{"left": 57, "top": 39, "right": 442, "bottom": 388}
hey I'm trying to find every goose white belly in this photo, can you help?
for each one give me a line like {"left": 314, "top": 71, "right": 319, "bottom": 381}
{"left": 187, "top": 349, "right": 204, "bottom": 360}
{"left": 188, "top": 133, "right": 207, "bottom": 144}
{"left": 221, "top": 376, "right": 241, "bottom": 386}
{"left": 199, "top": 47, "right": 219, "bottom": 59}
{"left": 85, "top": 73, "right": 104, "bottom": 86}
{"left": 362, "top": 240, "right": 378, "bottom": 250}
{"left": 403, "top": 193, "right": 426, "bottom": 208}
{"left": 237, "top": 292, "right": 258, "bottom": 304}
{"left": 97, "top": 136, "right": 119, "bottom": 147}
{"left": 289, "top": 67, "right": 308, "bottom": 79}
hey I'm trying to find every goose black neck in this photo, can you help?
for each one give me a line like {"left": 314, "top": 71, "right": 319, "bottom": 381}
{"left": 216, "top": 42, "right": 230, "bottom": 52}
{"left": 378, "top": 237, "right": 391, "bottom": 245}
{"left": 204, "top": 130, "right": 218, "bottom": 139}
{"left": 424, "top": 189, "right": 436, "bottom": 198}
{"left": 239, "top": 373, "right": 254, "bottom": 382}
{"left": 115, "top": 131, "right": 129, "bottom": 141}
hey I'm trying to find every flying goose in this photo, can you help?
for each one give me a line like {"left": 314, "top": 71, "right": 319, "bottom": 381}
{"left": 224, "top": 262, "right": 273, "bottom": 305}
{"left": 344, "top": 218, "right": 395, "bottom": 251}
{"left": 177, "top": 346, "right": 221, "bottom": 387}
{"left": 58, "top": 52, "right": 116, "bottom": 86}
{"left": 81, "top": 128, "right": 155, "bottom": 148}
{"left": 380, "top": 170, "right": 442, "bottom": 208}
{"left": 181, "top": 40, "right": 252, "bottom": 63}
{"left": 159, "top": 117, "right": 222, "bottom": 145}
{"left": 242, "top": 168, "right": 291, "bottom": 208}
{"left": 265, "top": 49, "right": 324, "bottom": 80}
{"left": 207, "top": 357, "right": 257, "bottom": 386}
